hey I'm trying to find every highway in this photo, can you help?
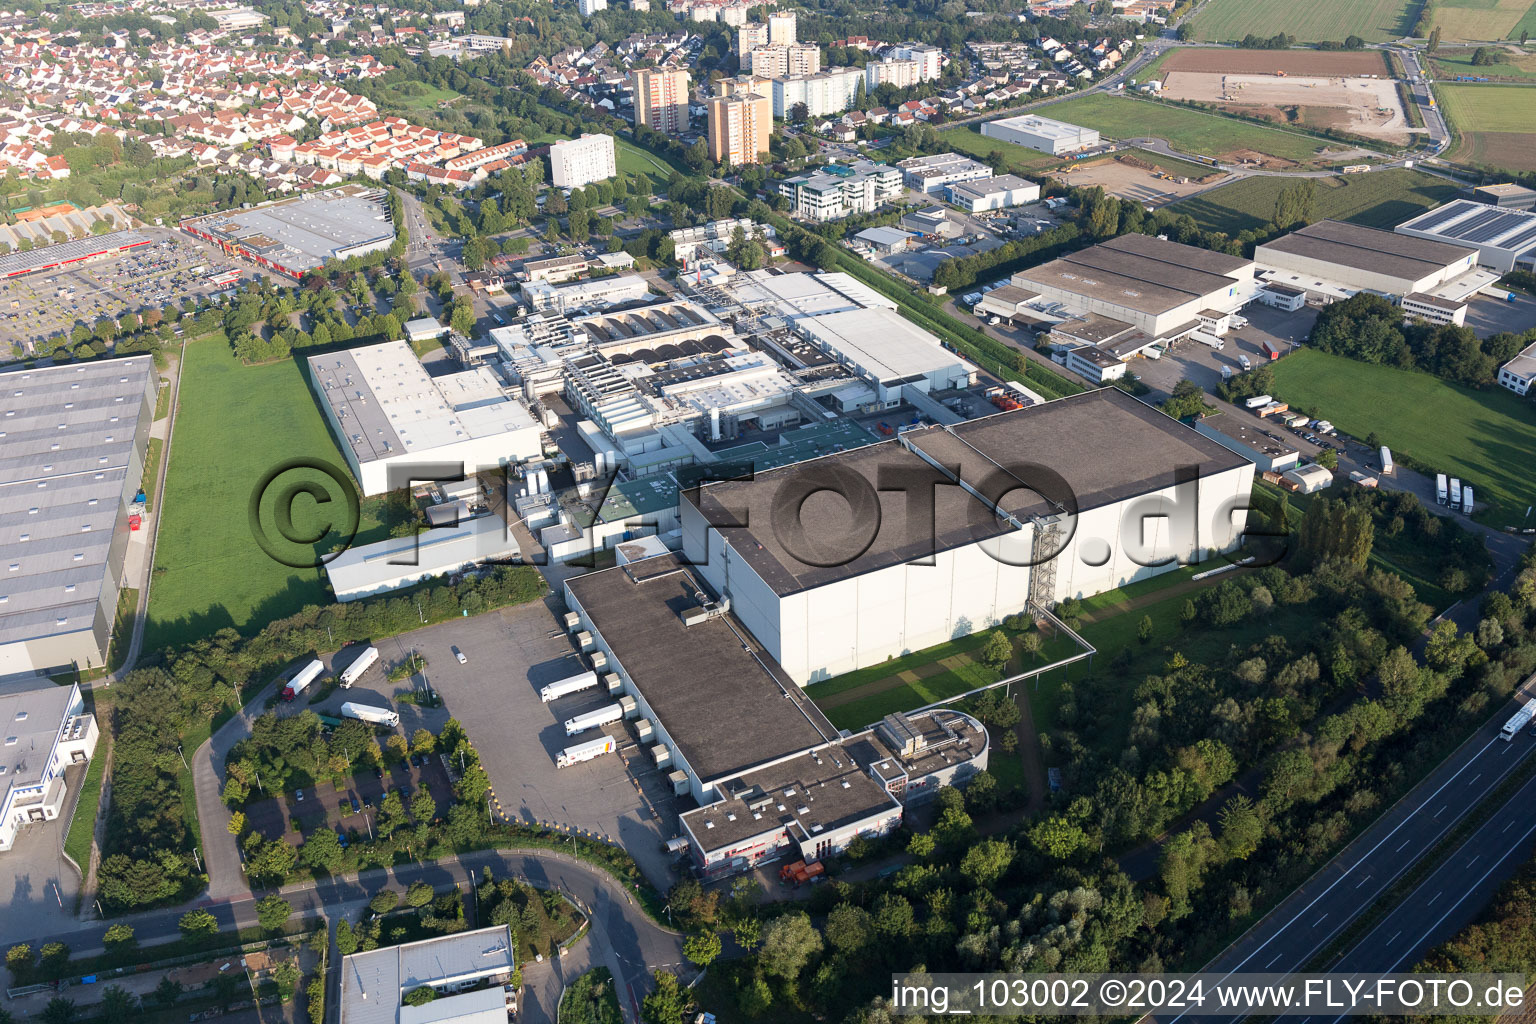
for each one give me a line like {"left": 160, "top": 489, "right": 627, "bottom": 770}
{"left": 1149, "top": 672, "right": 1536, "bottom": 1024}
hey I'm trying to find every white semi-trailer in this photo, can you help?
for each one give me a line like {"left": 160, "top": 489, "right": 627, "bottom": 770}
{"left": 557, "top": 735, "right": 617, "bottom": 767}
{"left": 541, "top": 670, "right": 598, "bottom": 703}
{"left": 340, "top": 702, "right": 400, "bottom": 728}
{"left": 565, "top": 703, "right": 622, "bottom": 737}
{"left": 282, "top": 660, "right": 324, "bottom": 701}
{"left": 1499, "top": 698, "right": 1536, "bottom": 741}
{"left": 1436, "top": 473, "right": 1448, "bottom": 505}
{"left": 339, "top": 646, "right": 379, "bottom": 688}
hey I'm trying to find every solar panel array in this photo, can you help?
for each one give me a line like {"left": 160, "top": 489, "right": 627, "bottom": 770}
{"left": 1405, "top": 199, "right": 1536, "bottom": 253}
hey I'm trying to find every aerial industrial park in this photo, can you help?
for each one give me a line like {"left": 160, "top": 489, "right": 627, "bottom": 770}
{"left": 1, "top": 0, "right": 1536, "bottom": 1022}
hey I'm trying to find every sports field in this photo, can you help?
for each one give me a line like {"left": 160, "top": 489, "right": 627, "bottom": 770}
{"left": 1171, "top": 168, "right": 1460, "bottom": 234}
{"left": 1041, "top": 93, "right": 1339, "bottom": 165}
{"left": 1438, "top": 83, "right": 1536, "bottom": 170}
{"left": 1190, "top": 0, "right": 1417, "bottom": 42}
{"left": 146, "top": 336, "right": 385, "bottom": 651}
{"left": 1432, "top": 0, "right": 1536, "bottom": 40}
{"left": 1270, "top": 349, "right": 1536, "bottom": 528}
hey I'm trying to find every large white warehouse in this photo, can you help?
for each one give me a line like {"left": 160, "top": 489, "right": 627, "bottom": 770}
{"left": 1394, "top": 199, "right": 1536, "bottom": 275}
{"left": 1253, "top": 220, "right": 1478, "bottom": 296}
{"left": 309, "top": 341, "right": 543, "bottom": 496}
{"left": 681, "top": 387, "right": 1254, "bottom": 685}
{"left": 981, "top": 113, "right": 1099, "bottom": 154}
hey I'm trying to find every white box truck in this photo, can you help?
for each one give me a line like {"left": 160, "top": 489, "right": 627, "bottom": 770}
{"left": 1243, "top": 394, "right": 1274, "bottom": 410}
{"left": 339, "top": 646, "right": 378, "bottom": 688}
{"left": 541, "top": 670, "right": 599, "bottom": 703}
{"left": 557, "top": 735, "right": 617, "bottom": 767}
{"left": 1450, "top": 478, "right": 1463, "bottom": 508}
{"left": 282, "top": 659, "right": 325, "bottom": 702}
{"left": 565, "top": 702, "right": 623, "bottom": 737}
{"left": 1436, "top": 473, "right": 1448, "bottom": 505}
{"left": 1238, "top": 354, "right": 1252, "bottom": 371}
{"left": 1499, "top": 698, "right": 1536, "bottom": 741}
{"left": 340, "top": 702, "right": 400, "bottom": 728}
{"left": 1462, "top": 485, "right": 1474, "bottom": 515}
{"left": 1379, "top": 447, "right": 1393, "bottom": 475}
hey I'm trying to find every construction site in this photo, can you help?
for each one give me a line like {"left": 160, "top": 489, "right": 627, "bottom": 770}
{"left": 1158, "top": 71, "right": 1414, "bottom": 144}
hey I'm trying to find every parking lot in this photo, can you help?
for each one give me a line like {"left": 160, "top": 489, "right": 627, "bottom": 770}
{"left": 1133, "top": 301, "right": 1319, "bottom": 399}
{"left": 0, "top": 229, "right": 270, "bottom": 356}
{"left": 1464, "top": 292, "right": 1536, "bottom": 338}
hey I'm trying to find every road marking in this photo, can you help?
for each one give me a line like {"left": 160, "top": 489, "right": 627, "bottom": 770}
{"left": 1313, "top": 913, "right": 1328, "bottom": 927}
{"left": 1267, "top": 954, "right": 1284, "bottom": 968}
{"left": 1355, "top": 874, "right": 1371, "bottom": 888}
{"left": 1467, "top": 855, "right": 1480, "bottom": 868}
{"left": 1433, "top": 805, "right": 1446, "bottom": 818}
{"left": 1388, "top": 931, "right": 1401, "bottom": 945}
{"left": 1428, "top": 891, "right": 1442, "bottom": 906}
{"left": 1396, "top": 839, "right": 1412, "bottom": 852}
{"left": 1469, "top": 773, "right": 1482, "bottom": 785}
{"left": 1505, "top": 820, "right": 1517, "bottom": 833}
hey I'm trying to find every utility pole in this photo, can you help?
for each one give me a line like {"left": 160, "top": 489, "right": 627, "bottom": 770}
{"left": 176, "top": 744, "right": 189, "bottom": 770}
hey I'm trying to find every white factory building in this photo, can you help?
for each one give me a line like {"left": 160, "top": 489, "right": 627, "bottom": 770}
{"left": 1253, "top": 220, "right": 1479, "bottom": 298}
{"left": 897, "top": 152, "right": 993, "bottom": 194}
{"left": 340, "top": 927, "right": 518, "bottom": 1024}
{"left": 563, "top": 553, "right": 990, "bottom": 876}
{"left": 947, "top": 174, "right": 1041, "bottom": 213}
{"left": 1395, "top": 199, "right": 1536, "bottom": 275}
{"left": 324, "top": 513, "right": 519, "bottom": 602}
{"left": 1011, "top": 233, "right": 1256, "bottom": 341}
{"left": 522, "top": 273, "right": 652, "bottom": 313}
{"left": 0, "top": 679, "right": 98, "bottom": 853}
{"left": 549, "top": 133, "right": 617, "bottom": 190}
{"left": 681, "top": 387, "right": 1254, "bottom": 685}
{"left": 309, "top": 341, "right": 544, "bottom": 497}
{"left": 981, "top": 113, "right": 1099, "bottom": 154}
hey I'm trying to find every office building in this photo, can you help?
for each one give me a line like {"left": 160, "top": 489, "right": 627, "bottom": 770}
{"left": 0, "top": 679, "right": 98, "bottom": 853}
{"left": 707, "top": 91, "right": 772, "bottom": 166}
{"left": 632, "top": 68, "right": 691, "bottom": 135}
{"left": 0, "top": 357, "right": 155, "bottom": 678}
{"left": 308, "top": 341, "right": 543, "bottom": 497}
{"left": 777, "top": 159, "right": 903, "bottom": 220}
{"left": 981, "top": 113, "right": 1099, "bottom": 155}
{"left": 897, "top": 152, "right": 992, "bottom": 193}
{"left": 549, "top": 133, "right": 617, "bottom": 189}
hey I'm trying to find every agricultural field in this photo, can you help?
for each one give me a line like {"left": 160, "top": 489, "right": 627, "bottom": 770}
{"left": 1270, "top": 349, "right": 1536, "bottom": 529}
{"left": 1041, "top": 93, "right": 1344, "bottom": 166}
{"left": 1159, "top": 48, "right": 1390, "bottom": 76}
{"left": 1169, "top": 167, "right": 1460, "bottom": 234}
{"left": 145, "top": 336, "right": 388, "bottom": 652}
{"left": 936, "top": 124, "right": 1065, "bottom": 173}
{"left": 1189, "top": 0, "right": 1417, "bottom": 43}
{"left": 1438, "top": 82, "right": 1536, "bottom": 169}
{"left": 1431, "top": 0, "right": 1536, "bottom": 40}
{"left": 1430, "top": 46, "right": 1536, "bottom": 80}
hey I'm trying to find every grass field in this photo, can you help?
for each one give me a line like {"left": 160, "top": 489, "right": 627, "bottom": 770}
{"left": 145, "top": 336, "right": 385, "bottom": 651}
{"left": 1432, "top": 0, "right": 1536, "bottom": 40}
{"left": 615, "top": 138, "right": 688, "bottom": 190}
{"left": 1270, "top": 349, "right": 1536, "bottom": 528}
{"left": 1123, "top": 147, "right": 1219, "bottom": 178}
{"left": 1170, "top": 168, "right": 1460, "bottom": 234}
{"left": 62, "top": 732, "right": 108, "bottom": 870}
{"left": 1437, "top": 83, "right": 1536, "bottom": 170}
{"left": 1431, "top": 47, "right": 1536, "bottom": 80}
{"left": 938, "top": 125, "right": 1065, "bottom": 173}
{"left": 390, "top": 82, "right": 462, "bottom": 110}
{"left": 1190, "top": 0, "right": 1417, "bottom": 42}
{"left": 1041, "top": 94, "right": 1336, "bottom": 164}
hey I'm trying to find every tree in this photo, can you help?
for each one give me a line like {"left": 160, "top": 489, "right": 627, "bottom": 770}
{"left": 683, "top": 138, "right": 710, "bottom": 171}
{"left": 370, "top": 889, "right": 400, "bottom": 915}
{"left": 403, "top": 988, "right": 436, "bottom": 1006}
{"left": 380, "top": 790, "right": 406, "bottom": 832}
{"left": 411, "top": 789, "right": 437, "bottom": 824}
{"left": 152, "top": 979, "right": 182, "bottom": 1010}
{"left": 641, "top": 971, "right": 688, "bottom": 1024}
{"left": 1217, "top": 795, "right": 1265, "bottom": 861}
{"left": 256, "top": 893, "right": 293, "bottom": 932}
{"left": 824, "top": 904, "right": 873, "bottom": 952}
{"left": 103, "top": 924, "right": 135, "bottom": 953}
{"left": 790, "top": 101, "right": 810, "bottom": 123}
{"left": 302, "top": 828, "right": 344, "bottom": 873}
{"left": 1472, "top": 46, "right": 1500, "bottom": 65}
{"left": 100, "top": 986, "right": 137, "bottom": 1024}
{"left": 980, "top": 629, "right": 1012, "bottom": 671}
{"left": 335, "top": 920, "right": 359, "bottom": 956}
{"left": 757, "top": 912, "right": 822, "bottom": 979}
{"left": 405, "top": 881, "right": 435, "bottom": 908}
{"left": 1161, "top": 378, "right": 1211, "bottom": 421}
{"left": 178, "top": 908, "right": 218, "bottom": 937}
{"left": 227, "top": 811, "right": 246, "bottom": 836}
{"left": 959, "top": 838, "right": 1014, "bottom": 887}
{"left": 1177, "top": 21, "right": 1196, "bottom": 40}
{"left": 449, "top": 302, "right": 475, "bottom": 338}
{"left": 6, "top": 944, "right": 32, "bottom": 985}
{"left": 1029, "top": 816, "right": 1090, "bottom": 859}
{"left": 42, "top": 998, "right": 75, "bottom": 1024}
{"left": 683, "top": 931, "right": 722, "bottom": 968}
{"left": 1137, "top": 614, "right": 1154, "bottom": 644}
{"left": 1428, "top": 25, "right": 1442, "bottom": 51}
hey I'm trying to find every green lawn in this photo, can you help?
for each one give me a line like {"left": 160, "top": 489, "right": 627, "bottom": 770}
{"left": 937, "top": 125, "right": 1064, "bottom": 173}
{"left": 145, "top": 336, "right": 385, "bottom": 651}
{"left": 1270, "top": 348, "right": 1536, "bottom": 528}
{"left": 63, "top": 738, "right": 108, "bottom": 870}
{"left": 1437, "top": 83, "right": 1536, "bottom": 132}
{"left": 1431, "top": 49, "right": 1536, "bottom": 81}
{"left": 1190, "top": 0, "right": 1417, "bottom": 42}
{"left": 1170, "top": 169, "right": 1460, "bottom": 235}
{"left": 390, "top": 82, "right": 462, "bottom": 110}
{"left": 1040, "top": 94, "right": 1337, "bottom": 164}
{"left": 615, "top": 138, "right": 688, "bottom": 191}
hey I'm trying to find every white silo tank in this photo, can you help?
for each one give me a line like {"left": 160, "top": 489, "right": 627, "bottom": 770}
{"left": 594, "top": 451, "right": 606, "bottom": 474}
{"left": 605, "top": 450, "right": 620, "bottom": 472}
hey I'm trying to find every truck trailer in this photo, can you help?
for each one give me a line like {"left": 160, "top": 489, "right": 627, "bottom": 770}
{"left": 339, "top": 646, "right": 379, "bottom": 688}
{"left": 557, "top": 735, "right": 617, "bottom": 767}
{"left": 565, "top": 702, "right": 623, "bottom": 737}
{"left": 1436, "top": 474, "right": 1448, "bottom": 505}
{"left": 1462, "top": 485, "right": 1474, "bottom": 515}
{"left": 1243, "top": 394, "right": 1274, "bottom": 410}
{"left": 541, "top": 670, "right": 599, "bottom": 703}
{"left": 282, "top": 659, "right": 324, "bottom": 701}
{"left": 1379, "top": 447, "right": 1393, "bottom": 475}
{"left": 340, "top": 702, "right": 400, "bottom": 728}
{"left": 1450, "top": 478, "right": 1463, "bottom": 509}
{"left": 1499, "top": 698, "right": 1536, "bottom": 741}
{"left": 1191, "top": 330, "right": 1225, "bottom": 350}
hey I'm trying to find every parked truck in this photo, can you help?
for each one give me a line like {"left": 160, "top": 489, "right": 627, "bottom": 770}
{"left": 282, "top": 659, "right": 325, "bottom": 702}
{"left": 1379, "top": 447, "right": 1394, "bottom": 475}
{"left": 339, "top": 645, "right": 379, "bottom": 688}
{"left": 1243, "top": 394, "right": 1274, "bottom": 410}
{"left": 1261, "top": 339, "right": 1283, "bottom": 360}
{"left": 1238, "top": 353, "right": 1252, "bottom": 371}
{"left": 1191, "top": 330, "right": 1225, "bottom": 350}
{"left": 1450, "top": 478, "right": 1463, "bottom": 509}
{"left": 1499, "top": 698, "right": 1536, "bottom": 741}
{"left": 557, "top": 735, "right": 617, "bottom": 768}
{"left": 565, "top": 702, "right": 623, "bottom": 737}
{"left": 340, "top": 702, "right": 400, "bottom": 728}
{"left": 1462, "top": 485, "right": 1475, "bottom": 515}
{"left": 1436, "top": 473, "right": 1449, "bottom": 505}
{"left": 541, "top": 670, "right": 599, "bottom": 703}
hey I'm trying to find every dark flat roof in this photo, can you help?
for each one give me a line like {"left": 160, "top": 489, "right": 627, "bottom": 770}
{"left": 1257, "top": 220, "right": 1474, "bottom": 284}
{"left": 685, "top": 388, "right": 1249, "bottom": 597}
{"left": 564, "top": 556, "right": 839, "bottom": 781}
{"left": 1099, "top": 232, "right": 1252, "bottom": 278}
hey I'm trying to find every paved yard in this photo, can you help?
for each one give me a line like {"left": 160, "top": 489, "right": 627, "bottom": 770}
{"left": 0, "top": 763, "right": 86, "bottom": 936}
{"left": 1464, "top": 293, "right": 1536, "bottom": 338}
{"left": 1135, "top": 302, "right": 1318, "bottom": 398}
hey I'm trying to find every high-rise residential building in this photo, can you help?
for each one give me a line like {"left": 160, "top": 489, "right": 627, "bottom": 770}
{"left": 892, "top": 43, "right": 943, "bottom": 80}
{"left": 771, "top": 67, "right": 863, "bottom": 118}
{"left": 577, "top": 0, "right": 607, "bottom": 15}
{"left": 768, "top": 10, "right": 796, "bottom": 44}
{"left": 718, "top": 73, "right": 771, "bottom": 97}
{"left": 707, "top": 91, "right": 772, "bottom": 166}
{"left": 632, "top": 67, "right": 691, "bottom": 135}
{"left": 549, "top": 133, "right": 616, "bottom": 189}
{"left": 748, "top": 42, "right": 819, "bottom": 78}
{"left": 738, "top": 22, "right": 769, "bottom": 66}
{"left": 721, "top": 4, "right": 748, "bottom": 25}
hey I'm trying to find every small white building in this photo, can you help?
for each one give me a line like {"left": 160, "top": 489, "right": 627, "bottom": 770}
{"left": 403, "top": 317, "right": 448, "bottom": 343}
{"left": 1497, "top": 339, "right": 1536, "bottom": 397}
{"left": 325, "top": 515, "right": 519, "bottom": 602}
{"left": 340, "top": 927, "right": 517, "bottom": 1024}
{"left": 523, "top": 274, "right": 650, "bottom": 313}
{"left": 1282, "top": 463, "right": 1334, "bottom": 494}
{"left": 0, "top": 680, "right": 98, "bottom": 854}
{"left": 946, "top": 174, "right": 1041, "bottom": 213}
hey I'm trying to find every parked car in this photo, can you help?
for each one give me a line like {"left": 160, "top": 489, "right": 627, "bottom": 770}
{"left": 452, "top": 646, "right": 467, "bottom": 665}
{"left": 351, "top": 797, "right": 361, "bottom": 813}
